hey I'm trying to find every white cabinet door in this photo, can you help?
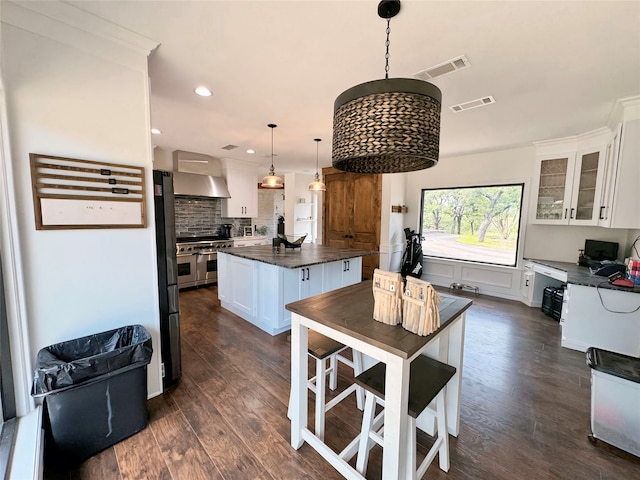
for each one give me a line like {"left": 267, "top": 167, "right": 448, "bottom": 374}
{"left": 285, "top": 265, "right": 323, "bottom": 300}
{"left": 568, "top": 147, "right": 606, "bottom": 226}
{"left": 322, "top": 261, "right": 343, "bottom": 292}
{"left": 229, "top": 255, "right": 257, "bottom": 318}
{"left": 533, "top": 128, "right": 612, "bottom": 226}
{"left": 531, "top": 153, "right": 576, "bottom": 224}
{"left": 323, "top": 258, "right": 362, "bottom": 292}
{"left": 222, "top": 166, "right": 257, "bottom": 218}
{"left": 342, "top": 257, "right": 362, "bottom": 286}
{"left": 607, "top": 119, "right": 640, "bottom": 228}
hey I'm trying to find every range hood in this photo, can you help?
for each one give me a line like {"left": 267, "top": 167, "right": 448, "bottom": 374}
{"left": 173, "top": 171, "right": 231, "bottom": 198}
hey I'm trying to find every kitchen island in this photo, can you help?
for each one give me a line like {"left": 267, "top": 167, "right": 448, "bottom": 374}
{"left": 525, "top": 259, "right": 640, "bottom": 356}
{"left": 218, "top": 245, "right": 374, "bottom": 335}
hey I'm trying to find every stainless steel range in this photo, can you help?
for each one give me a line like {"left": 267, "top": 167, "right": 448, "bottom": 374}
{"left": 176, "top": 235, "right": 234, "bottom": 289}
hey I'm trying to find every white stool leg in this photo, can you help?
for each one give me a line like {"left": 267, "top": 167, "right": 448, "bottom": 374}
{"left": 436, "top": 390, "right": 450, "bottom": 472}
{"left": 315, "top": 357, "right": 327, "bottom": 440}
{"left": 329, "top": 354, "right": 338, "bottom": 390}
{"left": 353, "top": 350, "right": 365, "bottom": 410}
{"left": 406, "top": 417, "right": 417, "bottom": 480}
{"left": 356, "top": 392, "right": 377, "bottom": 476}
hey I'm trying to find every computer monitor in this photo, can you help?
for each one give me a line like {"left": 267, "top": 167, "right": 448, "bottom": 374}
{"left": 584, "top": 239, "right": 618, "bottom": 261}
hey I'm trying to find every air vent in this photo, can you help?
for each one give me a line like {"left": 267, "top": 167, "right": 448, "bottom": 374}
{"left": 414, "top": 55, "right": 470, "bottom": 81}
{"left": 221, "top": 144, "right": 238, "bottom": 150}
{"left": 450, "top": 96, "right": 495, "bottom": 113}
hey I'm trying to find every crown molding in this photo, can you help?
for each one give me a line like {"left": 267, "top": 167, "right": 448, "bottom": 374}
{"left": 1, "top": 1, "right": 159, "bottom": 69}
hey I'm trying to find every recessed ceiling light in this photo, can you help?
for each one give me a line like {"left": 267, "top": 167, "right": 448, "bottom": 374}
{"left": 151, "top": 128, "right": 162, "bottom": 135}
{"left": 194, "top": 86, "right": 212, "bottom": 97}
{"left": 246, "top": 149, "right": 255, "bottom": 154}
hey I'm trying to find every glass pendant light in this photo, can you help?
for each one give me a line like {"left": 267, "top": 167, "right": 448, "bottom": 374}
{"left": 308, "top": 138, "right": 326, "bottom": 192}
{"left": 261, "top": 123, "right": 284, "bottom": 188}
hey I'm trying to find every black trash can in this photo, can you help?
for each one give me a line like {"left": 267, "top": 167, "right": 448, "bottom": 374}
{"left": 32, "top": 325, "right": 153, "bottom": 465}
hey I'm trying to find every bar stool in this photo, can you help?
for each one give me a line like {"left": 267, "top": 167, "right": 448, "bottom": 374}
{"left": 288, "top": 330, "right": 364, "bottom": 441}
{"left": 354, "top": 354, "right": 456, "bottom": 479}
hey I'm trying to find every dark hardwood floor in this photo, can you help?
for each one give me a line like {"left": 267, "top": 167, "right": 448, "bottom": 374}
{"left": 46, "top": 285, "right": 640, "bottom": 479}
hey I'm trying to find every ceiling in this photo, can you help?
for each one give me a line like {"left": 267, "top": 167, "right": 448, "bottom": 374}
{"left": 68, "top": 0, "right": 640, "bottom": 175}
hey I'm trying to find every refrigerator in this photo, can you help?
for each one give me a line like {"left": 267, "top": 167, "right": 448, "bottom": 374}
{"left": 153, "top": 170, "right": 181, "bottom": 388}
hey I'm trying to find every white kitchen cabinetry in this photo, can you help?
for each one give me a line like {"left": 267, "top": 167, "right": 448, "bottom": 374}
{"left": 599, "top": 117, "right": 640, "bottom": 228}
{"left": 284, "top": 264, "right": 324, "bottom": 301}
{"left": 217, "top": 251, "right": 228, "bottom": 302}
{"left": 227, "top": 255, "right": 257, "bottom": 319}
{"left": 323, "top": 258, "right": 362, "bottom": 292}
{"left": 218, "top": 252, "right": 364, "bottom": 335}
{"left": 221, "top": 165, "right": 257, "bottom": 218}
{"left": 532, "top": 129, "right": 609, "bottom": 226}
{"left": 520, "top": 261, "right": 565, "bottom": 307}
{"left": 561, "top": 284, "right": 640, "bottom": 356}
{"left": 234, "top": 237, "right": 269, "bottom": 247}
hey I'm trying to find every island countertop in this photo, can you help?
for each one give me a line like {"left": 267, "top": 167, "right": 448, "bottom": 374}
{"left": 220, "top": 244, "right": 376, "bottom": 269}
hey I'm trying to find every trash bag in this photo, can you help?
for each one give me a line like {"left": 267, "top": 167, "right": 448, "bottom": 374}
{"left": 32, "top": 324, "right": 152, "bottom": 397}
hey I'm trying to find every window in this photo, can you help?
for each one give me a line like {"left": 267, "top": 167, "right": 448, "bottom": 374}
{"left": 419, "top": 183, "right": 525, "bottom": 267}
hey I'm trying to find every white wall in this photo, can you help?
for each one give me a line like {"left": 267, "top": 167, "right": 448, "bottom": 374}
{"left": 380, "top": 173, "right": 406, "bottom": 271}
{"left": 1, "top": 3, "right": 163, "bottom": 402}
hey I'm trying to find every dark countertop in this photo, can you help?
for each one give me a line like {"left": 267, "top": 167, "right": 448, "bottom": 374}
{"left": 220, "top": 244, "right": 376, "bottom": 269}
{"left": 526, "top": 258, "right": 640, "bottom": 294}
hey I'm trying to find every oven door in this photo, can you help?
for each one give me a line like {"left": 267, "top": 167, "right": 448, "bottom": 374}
{"left": 177, "top": 253, "right": 197, "bottom": 289}
{"left": 196, "top": 250, "right": 218, "bottom": 286}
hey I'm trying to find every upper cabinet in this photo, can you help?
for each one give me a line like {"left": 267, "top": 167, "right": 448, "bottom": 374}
{"left": 532, "top": 129, "right": 609, "bottom": 226}
{"left": 221, "top": 163, "right": 258, "bottom": 218}
{"left": 600, "top": 115, "right": 640, "bottom": 229}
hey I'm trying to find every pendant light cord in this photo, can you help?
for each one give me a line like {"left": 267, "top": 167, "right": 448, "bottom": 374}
{"left": 316, "top": 139, "right": 320, "bottom": 173}
{"left": 270, "top": 127, "right": 274, "bottom": 170}
{"left": 384, "top": 19, "right": 391, "bottom": 79}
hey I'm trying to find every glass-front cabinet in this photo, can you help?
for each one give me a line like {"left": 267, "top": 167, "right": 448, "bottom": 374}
{"left": 532, "top": 129, "right": 609, "bottom": 226}
{"left": 534, "top": 155, "right": 574, "bottom": 222}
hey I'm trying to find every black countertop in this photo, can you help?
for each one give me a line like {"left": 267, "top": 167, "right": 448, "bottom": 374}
{"left": 220, "top": 244, "right": 376, "bottom": 269}
{"left": 526, "top": 258, "right": 640, "bottom": 294}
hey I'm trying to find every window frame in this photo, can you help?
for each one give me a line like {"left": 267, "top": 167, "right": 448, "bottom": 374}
{"left": 418, "top": 182, "right": 526, "bottom": 268}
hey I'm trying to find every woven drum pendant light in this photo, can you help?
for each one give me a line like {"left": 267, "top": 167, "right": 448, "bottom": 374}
{"left": 261, "top": 123, "right": 284, "bottom": 188}
{"left": 332, "top": 0, "right": 442, "bottom": 174}
{"left": 308, "top": 138, "right": 326, "bottom": 191}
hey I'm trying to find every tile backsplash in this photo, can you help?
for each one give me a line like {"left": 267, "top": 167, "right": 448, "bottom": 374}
{"left": 174, "top": 196, "right": 250, "bottom": 237}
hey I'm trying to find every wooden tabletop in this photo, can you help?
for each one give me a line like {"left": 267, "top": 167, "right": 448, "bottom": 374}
{"left": 286, "top": 281, "right": 473, "bottom": 359}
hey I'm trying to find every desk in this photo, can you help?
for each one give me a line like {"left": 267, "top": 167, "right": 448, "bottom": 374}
{"left": 286, "top": 281, "right": 472, "bottom": 479}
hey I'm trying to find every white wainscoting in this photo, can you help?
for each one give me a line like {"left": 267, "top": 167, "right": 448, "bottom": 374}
{"left": 422, "top": 257, "right": 524, "bottom": 302}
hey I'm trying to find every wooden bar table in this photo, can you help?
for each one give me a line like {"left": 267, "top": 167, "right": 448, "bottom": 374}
{"left": 287, "top": 281, "right": 472, "bottom": 480}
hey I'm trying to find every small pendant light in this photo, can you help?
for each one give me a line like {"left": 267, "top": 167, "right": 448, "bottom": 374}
{"left": 261, "top": 123, "right": 284, "bottom": 188}
{"left": 331, "top": 0, "right": 442, "bottom": 173}
{"left": 308, "top": 138, "right": 326, "bottom": 192}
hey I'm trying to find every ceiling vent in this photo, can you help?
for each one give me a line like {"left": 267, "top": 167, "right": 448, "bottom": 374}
{"left": 414, "top": 55, "right": 470, "bottom": 81}
{"left": 221, "top": 144, "right": 238, "bottom": 150}
{"left": 450, "top": 96, "right": 495, "bottom": 113}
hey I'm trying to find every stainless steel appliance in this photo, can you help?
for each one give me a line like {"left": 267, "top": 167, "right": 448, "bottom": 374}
{"left": 153, "top": 170, "right": 181, "bottom": 389}
{"left": 176, "top": 235, "right": 234, "bottom": 289}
